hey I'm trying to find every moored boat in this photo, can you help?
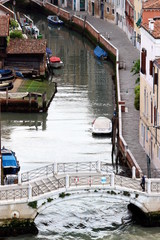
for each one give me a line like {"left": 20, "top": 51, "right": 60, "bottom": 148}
{"left": 94, "top": 46, "right": 108, "bottom": 60}
{"left": 0, "top": 82, "right": 13, "bottom": 91}
{"left": 92, "top": 116, "right": 112, "bottom": 135}
{"left": 49, "top": 56, "right": 64, "bottom": 69}
{"left": 0, "top": 74, "right": 14, "bottom": 82}
{"left": 47, "top": 15, "right": 64, "bottom": 25}
{"left": 0, "top": 69, "right": 12, "bottom": 77}
{"left": 2, "top": 147, "right": 20, "bottom": 176}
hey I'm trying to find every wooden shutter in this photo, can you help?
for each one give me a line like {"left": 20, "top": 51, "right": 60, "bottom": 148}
{"left": 151, "top": 100, "right": 153, "bottom": 124}
{"left": 150, "top": 61, "right": 153, "bottom": 75}
{"left": 154, "top": 73, "right": 158, "bottom": 85}
{"left": 141, "top": 49, "right": 146, "bottom": 74}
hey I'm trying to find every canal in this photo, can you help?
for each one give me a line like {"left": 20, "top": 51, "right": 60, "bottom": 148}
{"left": 3, "top": 4, "right": 160, "bottom": 240}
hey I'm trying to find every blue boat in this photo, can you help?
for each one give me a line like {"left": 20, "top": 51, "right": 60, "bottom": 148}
{"left": 2, "top": 147, "right": 20, "bottom": 176}
{"left": 0, "top": 69, "right": 12, "bottom": 77}
{"left": 47, "top": 15, "right": 64, "bottom": 25}
{"left": 94, "top": 46, "right": 108, "bottom": 59}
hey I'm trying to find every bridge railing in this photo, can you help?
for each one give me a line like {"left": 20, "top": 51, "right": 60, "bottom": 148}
{"left": 3, "top": 173, "right": 160, "bottom": 203}
{"left": 20, "top": 161, "right": 132, "bottom": 183}
{"left": 0, "top": 185, "right": 28, "bottom": 201}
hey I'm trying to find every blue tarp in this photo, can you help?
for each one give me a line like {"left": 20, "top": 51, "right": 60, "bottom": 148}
{"left": 46, "top": 47, "right": 52, "bottom": 55}
{"left": 94, "top": 46, "right": 108, "bottom": 59}
{"left": 2, "top": 154, "right": 18, "bottom": 168}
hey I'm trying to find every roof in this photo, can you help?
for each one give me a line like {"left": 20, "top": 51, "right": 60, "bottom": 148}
{"left": 141, "top": 18, "right": 160, "bottom": 39}
{"left": 7, "top": 39, "right": 47, "bottom": 54}
{"left": 143, "top": 0, "right": 160, "bottom": 9}
{"left": 0, "top": 15, "right": 9, "bottom": 37}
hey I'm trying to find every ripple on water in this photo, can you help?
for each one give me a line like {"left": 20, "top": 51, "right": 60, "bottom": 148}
{"left": 35, "top": 195, "right": 131, "bottom": 240}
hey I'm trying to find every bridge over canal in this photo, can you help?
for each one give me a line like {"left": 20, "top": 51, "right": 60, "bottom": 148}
{"left": 0, "top": 161, "right": 160, "bottom": 227}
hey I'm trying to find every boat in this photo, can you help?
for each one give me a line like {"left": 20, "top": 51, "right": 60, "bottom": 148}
{"left": 94, "top": 46, "right": 108, "bottom": 60}
{"left": 0, "top": 82, "right": 13, "bottom": 91}
{"left": 0, "top": 69, "right": 12, "bottom": 77}
{"left": 1, "top": 147, "right": 20, "bottom": 176}
{"left": 49, "top": 56, "right": 64, "bottom": 69}
{"left": 18, "top": 13, "right": 41, "bottom": 38}
{"left": 0, "top": 74, "right": 14, "bottom": 82}
{"left": 47, "top": 15, "right": 64, "bottom": 25}
{"left": 92, "top": 116, "right": 112, "bottom": 135}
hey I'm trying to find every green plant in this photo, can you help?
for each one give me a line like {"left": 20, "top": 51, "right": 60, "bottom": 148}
{"left": 47, "top": 198, "right": 53, "bottom": 202}
{"left": 123, "top": 191, "right": 130, "bottom": 197}
{"left": 10, "top": 30, "right": 23, "bottom": 39}
{"left": 131, "top": 59, "right": 140, "bottom": 80}
{"left": 131, "top": 59, "right": 140, "bottom": 110}
{"left": 134, "top": 85, "right": 140, "bottom": 110}
{"left": 28, "top": 201, "right": 37, "bottom": 209}
{"left": 10, "top": 19, "right": 19, "bottom": 29}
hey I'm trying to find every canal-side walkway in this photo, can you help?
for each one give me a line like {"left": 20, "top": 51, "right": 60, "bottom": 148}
{"left": 84, "top": 15, "right": 149, "bottom": 171}
{"left": 68, "top": 11, "right": 150, "bottom": 172}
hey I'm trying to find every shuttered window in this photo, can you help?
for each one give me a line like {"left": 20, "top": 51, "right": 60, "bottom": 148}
{"left": 151, "top": 99, "right": 153, "bottom": 124}
{"left": 141, "top": 49, "right": 146, "bottom": 74}
{"left": 150, "top": 60, "right": 153, "bottom": 75}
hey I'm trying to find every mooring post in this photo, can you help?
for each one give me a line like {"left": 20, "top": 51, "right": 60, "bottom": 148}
{"left": 97, "top": 160, "right": 101, "bottom": 172}
{"left": 66, "top": 175, "right": 69, "bottom": 188}
{"left": 132, "top": 166, "right": 136, "bottom": 179}
{"left": 18, "top": 172, "right": 21, "bottom": 184}
{"left": 54, "top": 162, "right": 57, "bottom": 174}
{"left": 28, "top": 184, "right": 32, "bottom": 200}
{"left": 111, "top": 172, "right": 115, "bottom": 187}
{"left": 146, "top": 178, "right": 151, "bottom": 194}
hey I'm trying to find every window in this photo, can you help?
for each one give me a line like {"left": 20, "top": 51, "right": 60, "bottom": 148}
{"left": 141, "top": 48, "right": 147, "bottom": 74}
{"left": 112, "top": 8, "right": 114, "bottom": 14}
{"left": 151, "top": 98, "right": 153, "bottom": 124}
{"left": 149, "top": 61, "right": 153, "bottom": 76}
{"left": 146, "top": 128, "right": 148, "bottom": 142}
{"left": 144, "top": 89, "right": 146, "bottom": 115}
{"left": 107, "top": 7, "right": 110, "bottom": 13}
{"left": 154, "top": 105, "right": 157, "bottom": 126}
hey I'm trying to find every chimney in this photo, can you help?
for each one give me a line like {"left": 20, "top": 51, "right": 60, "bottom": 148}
{"left": 148, "top": 18, "right": 155, "bottom": 31}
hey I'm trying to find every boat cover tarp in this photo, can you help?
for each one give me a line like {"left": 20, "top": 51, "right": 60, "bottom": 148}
{"left": 50, "top": 56, "right": 61, "bottom": 63}
{"left": 46, "top": 48, "right": 52, "bottom": 55}
{"left": 2, "top": 154, "right": 18, "bottom": 168}
{"left": 94, "top": 46, "right": 108, "bottom": 59}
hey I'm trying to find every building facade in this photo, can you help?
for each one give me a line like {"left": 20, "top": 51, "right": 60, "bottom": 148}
{"left": 140, "top": 16, "right": 160, "bottom": 169}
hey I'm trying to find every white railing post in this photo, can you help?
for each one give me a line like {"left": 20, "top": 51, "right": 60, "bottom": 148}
{"left": 28, "top": 184, "right": 32, "bottom": 200}
{"left": 132, "top": 166, "right": 136, "bottom": 179}
{"left": 66, "top": 175, "right": 69, "bottom": 188}
{"left": 146, "top": 179, "right": 151, "bottom": 194}
{"left": 111, "top": 172, "right": 115, "bottom": 187}
{"left": 54, "top": 162, "right": 57, "bottom": 174}
{"left": 97, "top": 160, "right": 101, "bottom": 172}
{"left": 18, "top": 172, "right": 21, "bottom": 184}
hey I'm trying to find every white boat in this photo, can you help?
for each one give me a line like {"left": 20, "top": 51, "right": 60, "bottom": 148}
{"left": 92, "top": 116, "right": 112, "bottom": 135}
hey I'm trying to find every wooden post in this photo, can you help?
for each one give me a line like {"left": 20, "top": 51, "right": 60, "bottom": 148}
{"left": 42, "top": 92, "right": 46, "bottom": 112}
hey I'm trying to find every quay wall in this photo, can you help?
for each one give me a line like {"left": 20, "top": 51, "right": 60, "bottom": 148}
{"left": 43, "top": 4, "right": 141, "bottom": 175}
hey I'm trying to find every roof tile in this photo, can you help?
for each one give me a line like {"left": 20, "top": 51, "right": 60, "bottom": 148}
{"left": 7, "top": 39, "right": 47, "bottom": 54}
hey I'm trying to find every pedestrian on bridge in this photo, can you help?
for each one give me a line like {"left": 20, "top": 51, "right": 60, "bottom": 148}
{"left": 140, "top": 175, "right": 145, "bottom": 191}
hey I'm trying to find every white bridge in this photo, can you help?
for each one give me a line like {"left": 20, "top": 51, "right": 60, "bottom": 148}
{"left": 0, "top": 161, "right": 160, "bottom": 223}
